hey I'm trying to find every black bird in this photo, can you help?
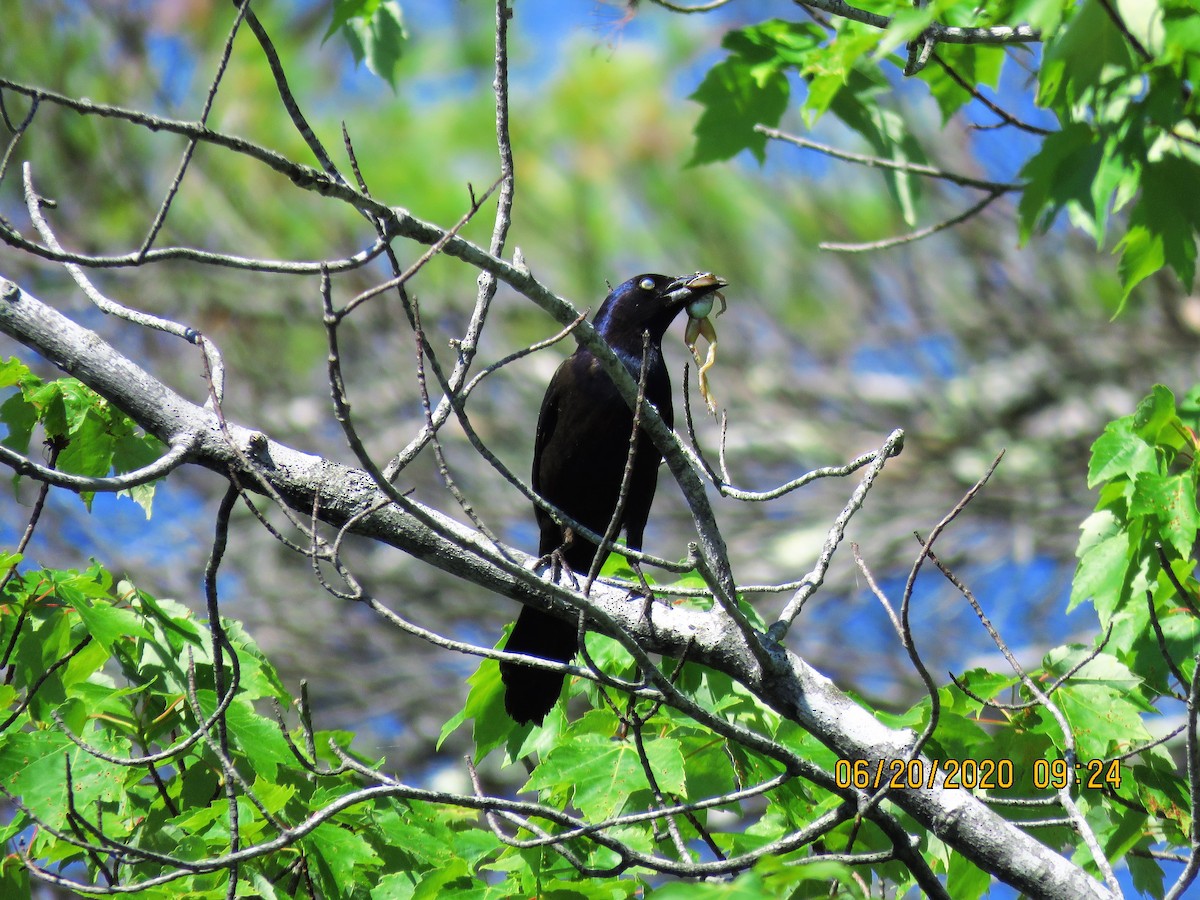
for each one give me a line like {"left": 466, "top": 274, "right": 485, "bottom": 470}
{"left": 501, "top": 272, "right": 728, "bottom": 725}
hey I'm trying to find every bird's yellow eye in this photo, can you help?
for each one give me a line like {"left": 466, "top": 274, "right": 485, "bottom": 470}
{"left": 638, "top": 277, "right": 655, "bottom": 292}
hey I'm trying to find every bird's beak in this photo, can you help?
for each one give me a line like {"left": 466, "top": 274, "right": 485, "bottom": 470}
{"left": 663, "top": 272, "right": 728, "bottom": 308}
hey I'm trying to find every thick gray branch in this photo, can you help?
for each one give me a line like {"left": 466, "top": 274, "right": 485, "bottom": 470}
{"left": 0, "top": 277, "right": 1111, "bottom": 900}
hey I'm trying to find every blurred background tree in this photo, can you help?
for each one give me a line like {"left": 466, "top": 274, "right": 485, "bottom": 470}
{"left": 1, "top": 0, "right": 1194, "bottom": 786}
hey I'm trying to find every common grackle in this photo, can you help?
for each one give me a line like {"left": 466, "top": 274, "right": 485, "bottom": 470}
{"left": 501, "top": 272, "right": 728, "bottom": 725}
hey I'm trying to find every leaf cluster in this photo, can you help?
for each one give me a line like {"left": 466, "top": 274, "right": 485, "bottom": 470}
{"left": 1, "top": 359, "right": 163, "bottom": 512}
{"left": 0, "top": 559, "right": 500, "bottom": 900}
{"left": 687, "top": 1, "right": 1200, "bottom": 299}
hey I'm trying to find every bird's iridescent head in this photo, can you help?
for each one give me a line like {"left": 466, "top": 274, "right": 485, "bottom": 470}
{"left": 592, "top": 272, "right": 728, "bottom": 342}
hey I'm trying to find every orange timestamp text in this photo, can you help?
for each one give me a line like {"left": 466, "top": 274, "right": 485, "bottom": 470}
{"left": 834, "top": 757, "right": 1122, "bottom": 791}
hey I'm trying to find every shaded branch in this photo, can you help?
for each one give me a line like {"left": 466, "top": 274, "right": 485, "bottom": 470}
{"left": 791, "top": 0, "right": 1040, "bottom": 45}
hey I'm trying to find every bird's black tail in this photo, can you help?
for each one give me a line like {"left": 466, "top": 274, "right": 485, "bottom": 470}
{"left": 500, "top": 606, "right": 579, "bottom": 725}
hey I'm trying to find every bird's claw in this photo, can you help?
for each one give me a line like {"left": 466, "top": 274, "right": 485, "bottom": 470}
{"left": 534, "top": 546, "right": 581, "bottom": 592}
{"left": 622, "top": 561, "right": 659, "bottom": 623}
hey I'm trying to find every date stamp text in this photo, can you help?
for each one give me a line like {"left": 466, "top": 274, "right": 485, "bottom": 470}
{"left": 834, "top": 757, "right": 1122, "bottom": 791}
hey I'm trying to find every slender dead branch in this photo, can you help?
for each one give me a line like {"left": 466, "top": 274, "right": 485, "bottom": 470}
{"left": 757, "top": 126, "right": 1023, "bottom": 193}
{"left": 138, "top": 0, "right": 251, "bottom": 259}
{"left": 770, "top": 429, "right": 905, "bottom": 639}
{"left": 820, "top": 188, "right": 1008, "bottom": 253}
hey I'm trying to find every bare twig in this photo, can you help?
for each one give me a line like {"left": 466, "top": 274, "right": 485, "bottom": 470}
{"left": 928, "top": 547, "right": 1122, "bottom": 895}
{"left": 0, "top": 93, "right": 37, "bottom": 185}
{"left": 648, "top": 0, "right": 734, "bottom": 11}
{"left": 2, "top": 222, "right": 389, "bottom": 272}
{"left": 0, "top": 437, "right": 193, "bottom": 493}
{"left": 0, "top": 437, "right": 60, "bottom": 594}
{"left": 950, "top": 623, "right": 1115, "bottom": 711}
{"left": 895, "top": 452, "right": 1005, "bottom": 746}
{"left": 757, "top": 126, "right": 1023, "bottom": 193}
{"left": 22, "top": 164, "right": 227, "bottom": 402}
{"left": 50, "top": 648, "right": 239, "bottom": 769}
{"left": 383, "top": 0, "right": 516, "bottom": 480}
{"left": 932, "top": 52, "right": 1052, "bottom": 136}
{"left": 769, "top": 429, "right": 904, "bottom": 639}
{"left": 820, "top": 188, "right": 1008, "bottom": 253}
{"left": 1146, "top": 590, "right": 1190, "bottom": 694}
{"left": 1165, "top": 653, "right": 1200, "bottom": 899}
{"left": 240, "top": 0, "right": 345, "bottom": 184}
{"left": 0, "top": 635, "right": 94, "bottom": 732}
{"left": 691, "top": 542, "right": 776, "bottom": 679}
{"left": 629, "top": 715, "right": 692, "bottom": 861}
{"left": 1095, "top": 0, "right": 1152, "bottom": 62}
{"left": 584, "top": 331, "right": 655, "bottom": 595}
{"left": 1156, "top": 542, "right": 1200, "bottom": 617}
{"left": 204, "top": 485, "right": 242, "bottom": 895}
{"left": 138, "top": 0, "right": 251, "bottom": 258}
